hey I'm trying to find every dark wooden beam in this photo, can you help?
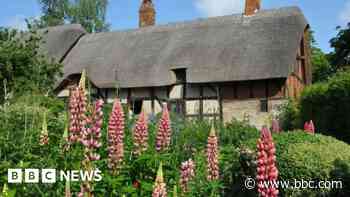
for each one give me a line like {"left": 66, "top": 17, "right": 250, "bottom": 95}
{"left": 199, "top": 85, "right": 203, "bottom": 120}
{"left": 217, "top": 85, "right": 223, "bottom": 122}
{"left": 183, "top": 83, "right": 187, "bottom": 117}
{"left": 265, "top": 80, "right": 269, "bottom": 98}
{"left": 151, "top": 87, "right": 155, "bottom": 114}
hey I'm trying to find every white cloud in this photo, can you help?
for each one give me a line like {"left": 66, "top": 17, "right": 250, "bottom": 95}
{"left": 339, "top": 1, "right": 350, "bottom": 24}
{"left": 194, "top": 0, "right": 244, "bottom": 17}
{"left": 5, "top": 15, "right": 28, "bottom": 30}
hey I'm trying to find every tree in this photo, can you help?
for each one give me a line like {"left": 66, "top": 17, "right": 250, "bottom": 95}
{"left": 309, "top": 30, "right": 334, "bottom": 82}
{"left": 37, "top": 0, "right": 110, "bottom": 33}
{"left": 0, "top": 28, "right": 62, "bottom": 103}
{"left": 329, "top": 23, "right": 350, "bottom": 68}
{"left": 68, "top": 0, "right": 109, "bottom": 33}
{"left": 38, "top": 0, "right": 69, "bottom": 27}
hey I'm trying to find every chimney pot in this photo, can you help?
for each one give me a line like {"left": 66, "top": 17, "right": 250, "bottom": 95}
{"left": 245, "top": 0, "right": 261, "bottom": 16}
{"left": 139, "top": 0, "right": 156, "bottom": 28}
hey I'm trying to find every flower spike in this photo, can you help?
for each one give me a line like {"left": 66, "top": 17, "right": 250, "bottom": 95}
{"left": 180, "top": 159, "right": 195, "bottom": 193}
{"left": 133, "top": 110, "right": 149, "bottom": 156}
{"left": 152, "top": 162, "right": 167, "bottom": 197}
{"left": 257, "top": 126, "right": 279, "bottom": 197}
{"left": 206, "top": 124, "right": 219, "bottom": 181}
{"left": 107, "top": 98, "right": 125, "bottom": 174}
{"left": 39, "top": 111, "right": 49, "bottom": 146}
{"left": 156, "top": 103, "right": 171, "bottom": 152}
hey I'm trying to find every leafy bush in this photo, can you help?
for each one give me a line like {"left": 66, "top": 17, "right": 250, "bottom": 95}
{"left": 277, "top": 99, "right": 301, "bottom": 131}
{"left": 0, "top": 97, "right": 66, "bottom": 196}
{"left": 221, "top": 120, "right": 259, "bottom": 147}
{"left": 0, "top": 27, "right": 62, "bottom": 104}
{"left": 299, "top": 70, "right": 350, "bottom": 143}
{"left": 242, "top": 131, "right": 350, "bottom": 196}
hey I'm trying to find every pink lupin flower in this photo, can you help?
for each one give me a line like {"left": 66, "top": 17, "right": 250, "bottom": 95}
{"left": 152, "top": 162, "right": 167, "bottom": 197}
{"left": 271, "top": 119, "right": 281, "bottom": 133}
{"left": 68, "top": 86, "right": 87, "bottom": 143}
{"left": 81, "top": 99, "right": 104, "bottom": 162}
{"left": 257, "top": 126, "right": 279, "bottom": 197}
{"left": 180, "top": 159, "right": 195, "bottom": 193}
{"left": 257, "top": 134, "right": 268, "bottom": 196}
{"left": 304, "top": 121, "right": 310, "bottom": 132}
{"left": 133, "top": 110, "right": 149, "bottom": 156}
{"left": 68, "top": 87, "right": 80, "bottom": 143}
{"left": 39, "top": 112, "right": 49, "bottom": 146}
{"left": 308, "top": 120, "right": 315, "bottom": 134}
{"left": 68, "top": 70, "right": 88, "bottom": 144}
{"left": 156, "top": 103, "right": 171, "bottom": 152}
{"left": 107, "top": 98, "right": 125, "bottom": 174}
{"left": 304, "top": 120, "right": 315, "bottom": 134}
{"left": 206, "top": 125, "right": 219, "bottom": 181}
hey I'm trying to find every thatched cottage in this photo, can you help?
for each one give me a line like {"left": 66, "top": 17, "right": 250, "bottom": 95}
{"left": 43, "top": 0, "right": 311, "bottom": 128}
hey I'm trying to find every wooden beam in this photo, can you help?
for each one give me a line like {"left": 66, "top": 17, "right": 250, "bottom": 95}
{"left": 151, "top": 87, "right": 155, "bottom": 114}
{"left": 265, "top": 80, "right": 269, "bottom": 98}
{"left": 297, "top": 55, "right": 306, "bottom": 60}
{"left": 233, "top": 82, "right": 237, "bottom": 99}
{"left": 199, "top": 85, "right": 204, "bottom": 120}
{"left": 186, "top": 113, "right": 220, "bottom": 118}
{"left": 183, "top": 83, "right": 187, "bottom": 117}
{"left": 217, "top": 85, "right": 223, "bottom": 122}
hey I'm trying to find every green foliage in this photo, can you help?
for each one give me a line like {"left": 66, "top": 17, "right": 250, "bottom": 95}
{"left": 68, "top": 0, "right": 110, "bottom": 33}
{"left": 221, "top": 120, "right": 259, "bottom": 147}
{"left": 242, "top": 131, "right": 350, "bottom": 197}
{"left": 37, "top": 0, "right": 110, "bottom": 32}
{"left": 0, "top": 27, "right": 62, "bottom": 103}
{"left": 311, "top": 47, "right": 334, "bottom": 82}
{"left": 329, "top": 23, "right": 350, "bottom": 68}
{"left": 329, "top": 159, "right": 350, "bottom": 196}
{"left": 2, "top": 94, "right": 349, "bottom": 196}
{"left": 1, "top": 98, "right": 249, "bottom": 196}
{"left": 299, "top": 70, "right": 350, "bottom": 143}
{"left": 38, "top": 0, "right": 69, "bottom": 27}
{"left": 0, "top": 96, "right": 66, "bottom": 196}
{"left": 309, "top": 30, "right": 335, "bottom": 82}
{"left": 277, "top": 99, "right": 300, "bottom": 131}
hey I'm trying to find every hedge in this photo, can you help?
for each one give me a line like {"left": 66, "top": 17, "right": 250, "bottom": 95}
{"left": 299, "top": 70, "right": 350, "bottom": 143}
{"left": 242, "top": 131, "right": 350, "bottom": 196}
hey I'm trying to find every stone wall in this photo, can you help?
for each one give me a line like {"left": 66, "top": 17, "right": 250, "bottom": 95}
{"left": 222, "top": 98, "right": 285, "bottom": 129}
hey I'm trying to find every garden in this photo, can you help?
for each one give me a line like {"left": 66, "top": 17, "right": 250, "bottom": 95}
{"left": 0, "top": 14, "right": 350, "bottom": 197}
{"left": 1, "top": 72, "right": 350, "bottom": 197}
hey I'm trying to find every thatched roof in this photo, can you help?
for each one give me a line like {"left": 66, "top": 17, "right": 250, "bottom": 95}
{"left": 39, "top": 24, "right": 86, "bottom": 62}
{"left": 52, "top": 6, "right": 308, "bottom": 88}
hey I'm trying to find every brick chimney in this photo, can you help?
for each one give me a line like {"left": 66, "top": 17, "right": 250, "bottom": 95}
{"left": 244, "top": 0, "right": 261, "bottom": 16}
{"left": 139, "top": 0, "right": 156, "bottom": 28}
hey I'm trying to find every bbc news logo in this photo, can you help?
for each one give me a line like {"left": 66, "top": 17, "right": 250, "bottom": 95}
{"left": 8, "top": 169, "right": 102, "bottom": 183}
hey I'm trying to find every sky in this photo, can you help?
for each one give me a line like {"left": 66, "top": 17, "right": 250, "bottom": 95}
{"left": 0, "top": 0, "right": 350, "bottom": 53}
